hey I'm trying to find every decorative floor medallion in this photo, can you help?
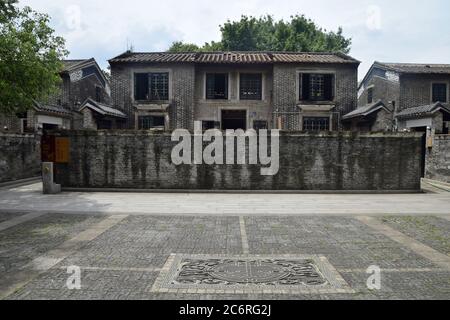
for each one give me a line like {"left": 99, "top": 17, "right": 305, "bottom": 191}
{"left": 149, "top": 254, "right": 354, "bottom": 294}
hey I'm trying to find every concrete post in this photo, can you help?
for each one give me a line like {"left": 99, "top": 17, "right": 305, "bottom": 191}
{"left": 42, "top": 162, "right": 61, "bottom": 194}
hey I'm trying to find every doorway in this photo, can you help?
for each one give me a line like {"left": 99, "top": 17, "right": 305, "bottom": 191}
{"left": 221, "top": 110, "right": 247, "bottom": 130}
{"left": 411, "top": 126, "right": 427, "bottom": 177}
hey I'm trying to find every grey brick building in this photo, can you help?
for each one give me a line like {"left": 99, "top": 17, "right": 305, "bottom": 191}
{"left": 0, "top": 58, "right": 122, "bottom": 133}
{"left": 108, "top": 51, "right": 360, "bottom": 131}
{"left": 344, "top": 62, "right": 450, "bottom": 133}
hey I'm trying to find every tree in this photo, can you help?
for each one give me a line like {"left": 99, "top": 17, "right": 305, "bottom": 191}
{"left": 0, "top": 2, "right": 68, "bottom": 115}
{"left": 168, "top": 15, "right": 351, "bottom": 54}
{"left": 168, "top": 41, "right": 200, "bottom": 53}
{"left": 0, "top": 0, "right": 17, "bottom": 23}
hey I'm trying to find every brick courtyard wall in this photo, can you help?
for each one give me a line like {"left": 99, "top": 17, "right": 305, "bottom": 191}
{"left": 0, "top": 133, "right": 41, "bottom": 183}
{"left": 52, "top": 131, "right": 422, "bottom": 191}
{"left": 426, "top": 135, "right": 450, "bottom": 183}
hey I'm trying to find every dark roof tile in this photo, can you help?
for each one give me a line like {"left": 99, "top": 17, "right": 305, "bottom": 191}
{"left": 343, "top": 100, "right": 389, "bottom": 120}
{"left": 376, "top": 62, "right": 450, "bottom": 74}
{"left": 396, "top": 102, "right": 450, "bottom": 119}
{"left": 109, "top": 51, "right": 359, "bottom": 65}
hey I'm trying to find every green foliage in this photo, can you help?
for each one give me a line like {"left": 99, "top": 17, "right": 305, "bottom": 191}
{"left": 168, "top": 41, "right": 201, "bottom": 53}
{"left": 0, "top": 0, "right": 18, "bottom": 23}
{"left": 0, "top": 2, "right": 68, "bottom": 114}
{"left": 168, "top": 15, "right": 351, "bottom": 54}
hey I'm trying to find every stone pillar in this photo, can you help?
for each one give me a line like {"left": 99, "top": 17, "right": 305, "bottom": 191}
{"left": 42, "top": 162, "right": 61, "bottom": 194}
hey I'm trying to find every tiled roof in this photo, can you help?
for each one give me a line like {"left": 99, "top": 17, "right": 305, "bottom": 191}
{"left": 196, "top": 52, "right": 272, "bottom": 63}
{"left": 396, "top": 102, "right": 450, "bottom": 119}
{"left": 375, "top": 62, "right": 450, "bottom": 74}
{"left": 33, "top": 102, "right": 72, "bottom": 116}
{"left": 62, "top": 59, "right": 94, "bottom": 72}
{"left": 342, "top": 100, "right": 389, "bottom": 120}
{"left": 109, "top": 51, "right": 359, "bottom": 65}
{"left": 80, "top": 98, "right": 127, "bottom": 118}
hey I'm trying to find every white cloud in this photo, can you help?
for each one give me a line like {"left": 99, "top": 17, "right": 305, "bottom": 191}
{"left": 19, "top": 0, "right": 450, "bottom": 78}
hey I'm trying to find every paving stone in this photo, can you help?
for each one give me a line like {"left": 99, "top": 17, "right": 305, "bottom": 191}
{"left": 2, "top": 214, "right": 450, "bottom": 300}
{"left": 0, "top": 213, "right": 105, "bottom": 274}
{"left": 380, "top": 216, "right": 450, "bottom": 255}
{"left": 245, "top": 216, "right": 439, "bottom": 269}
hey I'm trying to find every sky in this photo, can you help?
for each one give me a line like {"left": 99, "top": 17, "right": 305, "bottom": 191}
{"left": 20, "top": 0, "right": 450, "bottom": 79}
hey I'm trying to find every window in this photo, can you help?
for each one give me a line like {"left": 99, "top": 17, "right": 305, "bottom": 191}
{"left": 138, "top": 116, "right": 165, "bottom": 130}
{"left": 367, "top": 87, "right": 373, "bottom": 104}
{"left": 149, "top": 73, "right": 169, "bottom": 100}
{"left": 240, "top": 74, "right": 262, "bottom": 100}
{"left": 134, "top": 73, "right": 169, "bottom": 101}
{"left": 134, "top": 73, "right": 149, "bottom": 100}
{"left": 300, "top": 73, "right": 334, "bottom": 101}
{"left": 95, "top": 86, "right": 102, "bottom": 102}
{"left": 253, "top": 120, "right": 268, "bottom": 130}
{"left": 432, "top": 83, "right": 447, "bottom": 103}
{"left": 202, "top": 121, "right": 220, "bottom": 131}
{"left": 97, "top": 119, "right": 112, "bottom": 130}
{"left": 206, "top": 74, "right": 228, "bottom": 99}
{"left": 303, "top": 117, "right": 330, "bottom": 131}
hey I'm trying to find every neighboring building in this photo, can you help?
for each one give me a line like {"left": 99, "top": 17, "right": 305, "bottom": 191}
{"left": 342, "top": 100, "right": 393, "bottom": 131}
{"left": 0, "top": 58, "right": 121, "bottom": 133}
{"left": 345, "top": 62, "right": 450, "bottom": 133}
{"left": 108, "top": 51, "right": 360, "bottom": 131}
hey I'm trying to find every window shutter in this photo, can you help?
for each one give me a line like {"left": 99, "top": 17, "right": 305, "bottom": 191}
{"left": 324, "top": 74, "right": 334, "bottom": 101}
{"left": 301, "top": 74, "right": 310, "bottom": 100}
{"left": 134, "top": 73, "right": 149, "bottom": 100}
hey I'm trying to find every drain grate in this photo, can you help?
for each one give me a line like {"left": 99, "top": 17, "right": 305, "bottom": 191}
{"left": 150, "top": 254, "right": 354, "bottom": 294}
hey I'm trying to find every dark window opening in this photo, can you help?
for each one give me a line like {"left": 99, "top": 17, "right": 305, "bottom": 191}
{"left": 240, "top": 74, "right": 262, "bottom": 100}
{"left": 253, "top": 120, "right": 268, "bottom": 130}
{"left": 134, "top": 73, "right": 169, "bottom": 101}
{"left": 97, "top": 119, "right": 112, "bottom": 130}
{"left": 367, "top": 87, "right": 373, "bottom": 104}
{"left": 206, "top": 74, "right": 228, "bottom": 99}
{"left": 300, "top": 73, "right": 334, "bottom": 101}
{"left": 303, "top": 117, "right": 330, "bottom": 131}
{"left": 138, "top": 115, "right": 165, "bottom": 130}
{"left": 221, "top": 110, "right": 246, "bottom": 130}
{"left": 202, "top": 121, "right": 220, "bottom": 131}
{"left": 134, "top": 73, "right": 149, "bottom": 100}
{"left": 432, "top": 83, "right": 447, "bottom": 103}
{"left": 95, "top": 86, "right": 102, "bottom": 102}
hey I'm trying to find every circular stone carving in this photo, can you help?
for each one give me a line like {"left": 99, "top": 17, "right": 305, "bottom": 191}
{"left": 208, "top": 260, "right": 290, "bottom": 284}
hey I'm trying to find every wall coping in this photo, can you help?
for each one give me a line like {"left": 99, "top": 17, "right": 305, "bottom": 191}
{"left": 434, "top": 134, "right": 450, "bottom": 140}
{"left": 0, "top": 132, "right": 40, "bottom": 138}
{"left": 46, "top": 130, "right": 423, "bottom": 139}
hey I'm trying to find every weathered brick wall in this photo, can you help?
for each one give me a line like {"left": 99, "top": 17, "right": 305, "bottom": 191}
{"left": 194, "top": 64, "right": 273, "bottom": 129}
{"left": 400, "top": 74, "right": 450, "bottom": 111}
{"left": 371, "top": 109, "right": 394, "bottom": 132}
{"left": 52, "top": 131, "right": 422, "bottom": 191}
{"left": 0, "top": 114, "right": 22, "bottom": 133}
{"left": 110, "top": 62, "right": 195, "bottom": 130}
{"left": 358, "top": 76, "right": 400, "bottom": 108}
{"left": 0, "top": 133, "right": 41, "bottom": 183}
{"left": 426, "top": 135, "right": 450, "bottom": 183}
{"left": 273, "top": 63, "right": 358, "bottom": 130}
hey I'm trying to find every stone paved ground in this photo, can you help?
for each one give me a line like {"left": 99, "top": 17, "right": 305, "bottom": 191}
{"left": 1, "top": 212, "right": 449, "bottom": 300}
